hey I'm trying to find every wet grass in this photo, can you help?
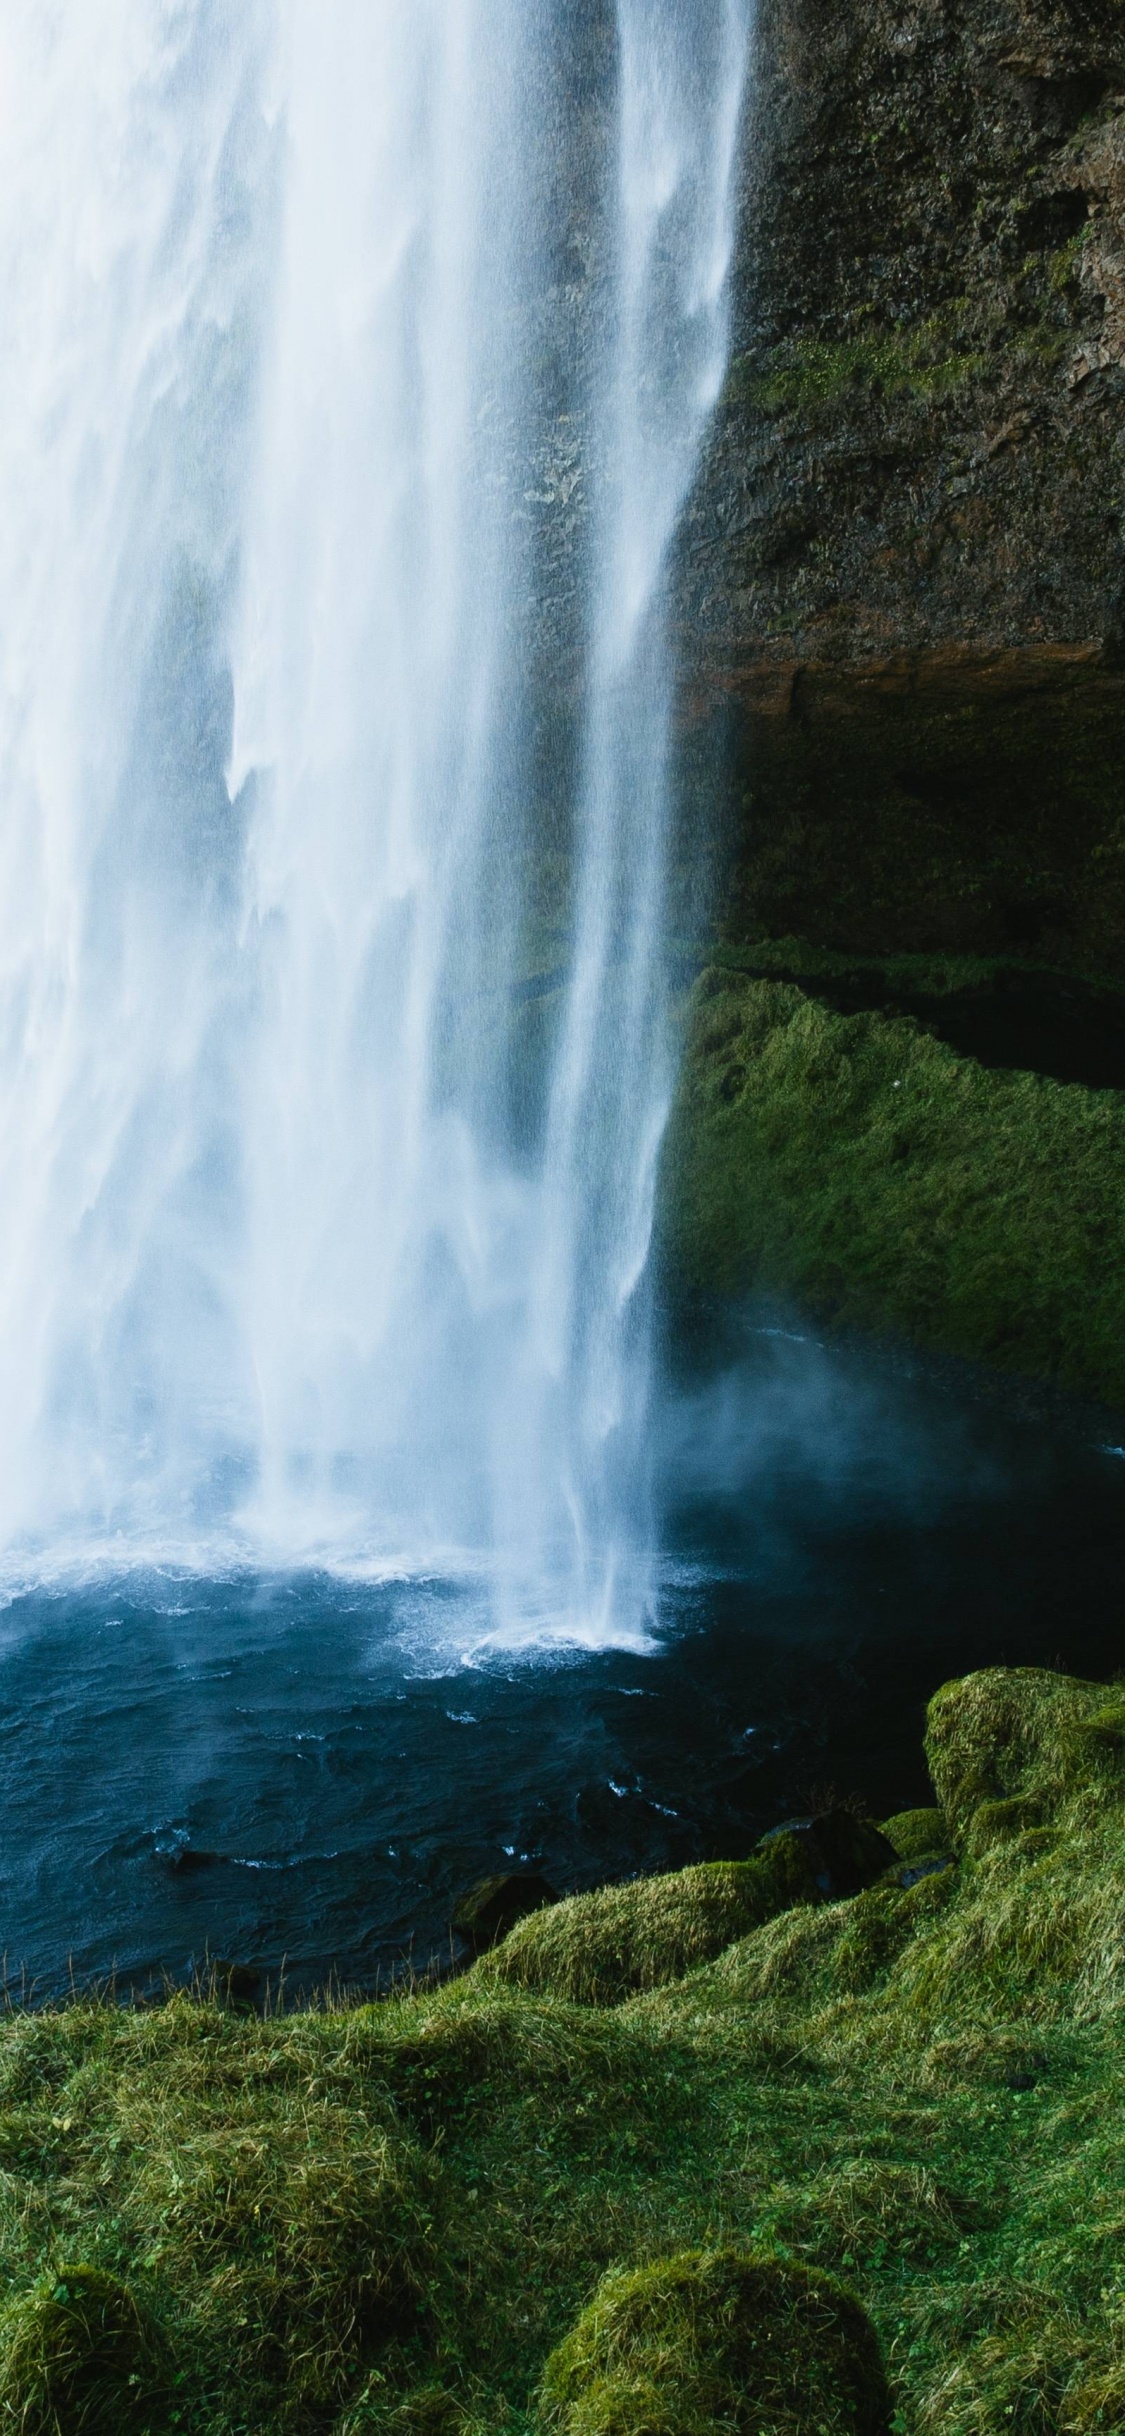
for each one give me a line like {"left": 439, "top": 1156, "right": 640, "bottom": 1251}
{"left": 4, "top": 1663, "right": 1125, "bottom": 2427}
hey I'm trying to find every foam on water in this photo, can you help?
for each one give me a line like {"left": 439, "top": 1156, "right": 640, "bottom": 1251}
{"left": 0, "top": 3, "right": 748, "bottom": 1641}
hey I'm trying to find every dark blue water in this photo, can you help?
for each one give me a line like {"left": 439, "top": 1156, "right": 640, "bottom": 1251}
{"left": 2, "top": 1323, "right": 1122, "bottom": 2001}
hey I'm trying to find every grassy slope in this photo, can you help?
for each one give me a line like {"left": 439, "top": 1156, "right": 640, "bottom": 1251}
{"left": 4, "top": 1669, "right": 1125, "bottom": 2429}
{"left": 660, "top": 968, "right": 1125, "bottom": 1402}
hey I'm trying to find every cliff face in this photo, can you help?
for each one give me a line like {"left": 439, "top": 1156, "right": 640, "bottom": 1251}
{"left": 678, "top": 0, "right": 1125, "bottom": 975}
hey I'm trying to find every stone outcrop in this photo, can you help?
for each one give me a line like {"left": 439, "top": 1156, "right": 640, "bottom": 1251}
{"left": 675, "top": 0, "right": 1125, "bottom": 975}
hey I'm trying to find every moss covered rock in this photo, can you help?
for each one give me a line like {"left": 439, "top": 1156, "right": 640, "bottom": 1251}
{"left": 538, "top": 2248, "right": 892, "bottom": 2435}
{"left": 10, "top": 1664, "right": 1125, "bottom": 2432}
{"left": 662, "top": 970, "right": 1125, "bottom": 1402}
{"left": 130, "top": 2095, "right": 431, "bottom": 2410}
{"left": 880, "top": 1807, "right": 949, "bottom": 1863}
{"left": 0, "top": 2265, "right": 167, "bottom": 2435}
{"left": 775, "top": 1809, "right": 899, "bottom": 1897}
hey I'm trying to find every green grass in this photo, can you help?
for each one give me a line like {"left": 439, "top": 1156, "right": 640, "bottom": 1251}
{"left": 660, "top": 968, "right": 1125, "bottom": 1402}
{"left": 0, "top": 2264, "right": 169, "bottom": 2434}
{"left": 879, "top": 1812, "right": 948, "bottom": 1866}
{"left": 474, "top": 1842, "right": 823, "bottom": 2007}
{"left": 6, "top": 1666, "right": 1125, "bottom": 2428}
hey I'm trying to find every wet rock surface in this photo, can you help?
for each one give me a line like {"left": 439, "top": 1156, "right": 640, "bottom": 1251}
{"left": 452, "top": 1873, "right": 559, "bottom": 1953}
{"left": 669, "top": 0, "right": 1125, "bottom": 975}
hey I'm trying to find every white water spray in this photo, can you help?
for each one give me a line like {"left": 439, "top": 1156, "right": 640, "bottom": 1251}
{"left": 0, "top": 2, "right": 747, "bottom": 1640}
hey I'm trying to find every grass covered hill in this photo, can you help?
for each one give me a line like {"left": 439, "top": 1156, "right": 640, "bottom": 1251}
{"left": 3, "top": 1666, "right": 1125, "bottom": 2429}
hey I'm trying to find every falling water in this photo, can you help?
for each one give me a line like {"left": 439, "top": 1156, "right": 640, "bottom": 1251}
{"left": 0, "top": 2, "right": 747, "bottom": 1642}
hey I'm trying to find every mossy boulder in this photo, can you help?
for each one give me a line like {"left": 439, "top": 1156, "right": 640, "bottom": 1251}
{"left": 773, "top": 1808, "right": 897, "bottom": 1896}
{"left": 538, "top": 2248, "right": 892, "bottom": 2435}
{"left": 475, "top": 1843, "right": 818, "bottom": 2007}
{"left": 923, "top": 1666, "right": 1116, "bottom": 1845}
{"left": 880, "top": 1807, "right": 950, "bottom": 1863}
{"left": 0, "top": 2265, "right": 167, "bottom": 2435}
{"left": 114, "top": 2009, "right": 438, "bottom": 2414}
{"left": 372, "top": 1994, "right": 632, "bottom": 2140}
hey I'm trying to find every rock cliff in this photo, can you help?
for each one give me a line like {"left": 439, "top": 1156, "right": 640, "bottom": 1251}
{"left": 678, "top": 0, "right": 1125, "bottom": 975}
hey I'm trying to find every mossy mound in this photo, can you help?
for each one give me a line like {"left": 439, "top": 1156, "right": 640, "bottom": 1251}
{"left": 475, "top": 1845, "right": 819, "bottom": 2006}
{"left": 880, "top": 1807, "right": 949, "bottom": 1863}
{"left": 0, "top": 2004, "right": 439, "bottom": 2431}
{"left": 0, "top": 2264, "right": 167, "bottom": 2435}
{"left": 122, "top": 2019, "right": 433, "bottom": 2414}
{"left": 924, "top": 1665, "right": 1114, "bottom": 1843}
{"left": 538, "top": 2249, "right": 892, "bottom": 2435}
{"left": 661, "top": 969, "right": 1125, "bottom": 1402}
{"left": 476, "top": 1814, "right": 897, "bottom": 2008}
{"left": 371, "top": 1991, "right": 650, "bottom": 2141}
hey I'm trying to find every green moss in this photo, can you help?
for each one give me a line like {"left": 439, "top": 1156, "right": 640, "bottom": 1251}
{"left": 661, "top": 971, "right": 1125, "bottom": 1402}
{"left": 474, "top": 1842, "right": 819, "bottom": 2007}
{"left": 538, "top": 2249, "right": 892, "bottom": 2436}
{"left": 881, "top": 1807, "right": 949, "bottom": 1861}
{"left": 11, "top": 1665, "right": 1125, "bottom": 2428}
{"left": 924, "top": 1666, "right": 1109, "bottom": 1842}
{"left": 0, "top": 2265, "right": 168, "bottom": 2435}
{"left": 725, "top": 282, "right": 1083, "bottom": 418}
{"left": 729, "top": 314, "right": 986, "bottom": 414}
{"left": 1046, "top": 228, "right": 1088, "bottom": 298}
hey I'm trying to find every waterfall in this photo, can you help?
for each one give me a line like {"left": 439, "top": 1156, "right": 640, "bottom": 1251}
{"left": 0, "top": 2, "right": 747, "bottom": 1642}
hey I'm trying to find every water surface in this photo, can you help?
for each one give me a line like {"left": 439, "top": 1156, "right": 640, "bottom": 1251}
{"left": 3, "top": 1326, "right": 1121, "bottom": 2001}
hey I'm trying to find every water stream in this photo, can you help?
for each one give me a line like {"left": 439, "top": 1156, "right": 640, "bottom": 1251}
{"left": 0, "top": 3, "right": 749, "bottom": 1644}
